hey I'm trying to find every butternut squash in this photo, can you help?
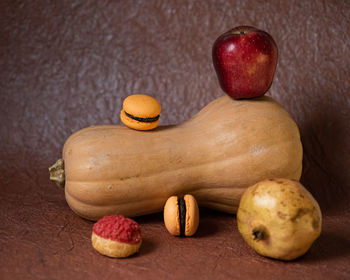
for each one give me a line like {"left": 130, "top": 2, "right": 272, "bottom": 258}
{"left": 49, "top": 95, "right": 302, "bottom": 221}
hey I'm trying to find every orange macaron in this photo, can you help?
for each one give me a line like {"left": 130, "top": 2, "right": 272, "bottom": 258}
{"left": 120, "top": 94, "right": 161, "bottom": 130}
{"left": 163, "top": 194, "right": 199, "bottom": 237}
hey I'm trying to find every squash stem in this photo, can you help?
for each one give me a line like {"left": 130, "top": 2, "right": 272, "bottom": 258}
{"left": 49, "top": 158, "right": 65, "bottom": 188}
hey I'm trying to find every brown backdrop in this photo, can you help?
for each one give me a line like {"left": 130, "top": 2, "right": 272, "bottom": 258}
{"left": 1, "top": 1, "right": 350, "bottom": 279}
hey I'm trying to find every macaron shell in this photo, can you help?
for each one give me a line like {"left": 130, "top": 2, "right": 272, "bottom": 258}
{"left": 120, "top": 110, "right": 159, "bottom": 130}
{"left": 163, "top": 196, "right": 180, "bottom": 236}
{"left": 184, "top": 194, "right": 199, "bottom": 236}
{"left": 123, "top": 94, "right": 161, "bottom": 118}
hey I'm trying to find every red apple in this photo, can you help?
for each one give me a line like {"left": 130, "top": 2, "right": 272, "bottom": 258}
{"left": 212, "top": 26, "right": 278, "bottom": 99}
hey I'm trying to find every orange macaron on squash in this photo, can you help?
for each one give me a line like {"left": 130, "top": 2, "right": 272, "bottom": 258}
{"left": 120, "top": 94, "right": 161, "bottom": 130}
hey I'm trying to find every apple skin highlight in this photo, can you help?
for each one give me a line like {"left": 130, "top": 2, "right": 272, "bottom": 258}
{"left": 212, "top": 26, "right": 278, "bottom": 99}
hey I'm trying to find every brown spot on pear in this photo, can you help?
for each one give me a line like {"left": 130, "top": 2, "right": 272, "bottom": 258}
{"left": 237, "top": 178, "right": 322, "bottom": 261}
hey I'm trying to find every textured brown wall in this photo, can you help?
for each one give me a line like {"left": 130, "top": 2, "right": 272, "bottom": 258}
{"left": 2, "top": 0, "right": 349, "bottom": 212}
{"left": 1, "top": 1, "right": 350, "bottom": 279}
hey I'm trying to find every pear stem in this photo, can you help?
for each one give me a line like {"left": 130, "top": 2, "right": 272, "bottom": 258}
{"left": 252, "top": 227, "right": 265, "bottom": 241}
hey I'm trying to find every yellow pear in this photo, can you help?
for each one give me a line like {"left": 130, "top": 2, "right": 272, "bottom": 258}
{"left": 237, "top": 178, "right": 322, "bottom": 261}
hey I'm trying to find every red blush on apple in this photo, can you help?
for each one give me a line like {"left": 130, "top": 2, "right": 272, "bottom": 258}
{"left": 212, "top": 26, "right": 278, "bottom": 99}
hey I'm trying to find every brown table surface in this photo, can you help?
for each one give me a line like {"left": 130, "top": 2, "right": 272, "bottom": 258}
{"left": 1, "top": 1, "right": 350, "bottom": 279}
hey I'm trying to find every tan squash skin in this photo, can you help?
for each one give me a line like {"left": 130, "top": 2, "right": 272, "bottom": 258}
{"left": 61, "top": 95, "right": 302, "bottom": 221}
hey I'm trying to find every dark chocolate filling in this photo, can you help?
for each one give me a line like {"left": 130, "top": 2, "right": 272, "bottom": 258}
{"left": 178, "top": 197, "right": 186, "bottom": 236}
{"left": 125, "top": 111, "right": 159, "bottom": 123}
